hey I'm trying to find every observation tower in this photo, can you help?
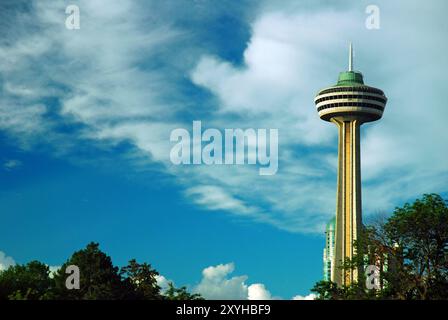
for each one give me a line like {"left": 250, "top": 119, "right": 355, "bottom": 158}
{"left": 314, "top": 44, "right": 387, "bottom": 286}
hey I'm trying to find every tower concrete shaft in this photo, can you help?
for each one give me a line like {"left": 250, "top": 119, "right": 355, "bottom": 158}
{"left": 331, "top": 117, "right": 362, "bottom": 286}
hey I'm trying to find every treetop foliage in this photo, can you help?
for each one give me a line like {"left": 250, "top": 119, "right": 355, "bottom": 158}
{"left": 312, "top": 194, "right": 448, "bottom": 300}
{"left": 0, "top": 242, "right": 202, "bottom": 300}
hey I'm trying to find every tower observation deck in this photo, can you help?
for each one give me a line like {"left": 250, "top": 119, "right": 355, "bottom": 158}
{"left": 314, "top": 44, "right": 387, "bottom": 286}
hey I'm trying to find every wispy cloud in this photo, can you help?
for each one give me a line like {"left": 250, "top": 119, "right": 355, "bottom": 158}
{"left": 3, "top": 159, "right": 22, "bottom": 171}
{"left": 0, "top": 0, "right": 446, "bottom": 234}
{"left": 187, "top": 2, "right": 448, "bottom": 230}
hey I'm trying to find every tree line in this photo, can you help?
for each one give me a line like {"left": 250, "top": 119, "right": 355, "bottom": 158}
{"left": 0, "top": 242, "right": 202, "bottom": 300}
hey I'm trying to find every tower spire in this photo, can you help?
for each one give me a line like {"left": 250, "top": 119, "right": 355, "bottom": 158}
{"left": 349, "top": 42, "right": 353, "bottom": 71}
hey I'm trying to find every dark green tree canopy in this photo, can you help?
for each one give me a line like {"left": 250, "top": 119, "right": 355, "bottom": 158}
{"left": 0, "top": 242, "right": 201, "bottom": 300}
{"left": 0, "top": 260, "right": 53, "bottom": 300}
{"left": 120, "top": 259, "right": 162, "bottom": 300}
{"left": 312, "top": 194, "right": 448, "bottom": 300}
{"left": 52, "top": 242, "right": 123, "bottom": 300}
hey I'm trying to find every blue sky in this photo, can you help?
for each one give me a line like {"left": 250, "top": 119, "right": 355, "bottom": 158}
{"left": 0, "top": 0, "right": 447, "bottom": 299}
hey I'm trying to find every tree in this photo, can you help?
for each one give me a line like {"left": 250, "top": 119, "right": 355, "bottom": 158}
{"left": 52, "top": 242, "right": 123, "bottom": 300}
{"left": 311, "top": 280, "right": 343, "bottom": 300}
{"left": 164, "top": 282, "right": 203, "bottom": 300}
{"left": 0, "top": 261, "right": 53, "bottom": 300}
{"left": 311, "top": 194, "right": 448, "bottom": 300}
{"left": 119, "top": 259, "right": 162, "bottom": 300}
{"left": 383, "top": 194, "right": 448, "bottom": 299}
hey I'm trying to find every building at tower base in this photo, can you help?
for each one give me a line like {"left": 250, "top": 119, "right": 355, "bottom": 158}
{"left": 323, "top": 217, "right": 335, "bottom": 282}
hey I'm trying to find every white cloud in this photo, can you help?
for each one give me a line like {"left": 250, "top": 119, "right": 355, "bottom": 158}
{"left": 292, "top": 293, "right": 316, "bottom": 300}
{"left": 194, "top": 263, "right": 250, "bottom": 300}
{"left": 186, "top": 185, "right": 256, "bottom": 215}
{"left": 0, "top": 251, "right": 15, "bottom": 271}
{"left": 0, "top": 101, "right": 47, "bottom": 137}
{"left": 193, "top": 262, "right": 314, "bottom": 300}
{"left": 0, "top": 0, "right": 180, "bottom": 149}
{"left": 156, "top": 274, "right": 172, "bottom": 294}
{"left": 248, "top": 283, "right": 272, "bottom": 300}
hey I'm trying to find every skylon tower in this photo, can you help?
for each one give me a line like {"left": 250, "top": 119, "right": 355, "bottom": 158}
{"left": 314, "top": 44, "right": 387, "bottom": 286}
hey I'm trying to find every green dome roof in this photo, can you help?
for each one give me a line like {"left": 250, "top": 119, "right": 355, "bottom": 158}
{"left": 335, "top": 43, "right": 364, "bottom": 87}
{"left": 336, "top": 71, "right": 364, "bottom": 86}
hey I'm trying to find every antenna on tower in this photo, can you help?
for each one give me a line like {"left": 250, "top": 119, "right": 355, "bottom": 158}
{"left": 349, "top": 42, "right": 353, "bottom": 71}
